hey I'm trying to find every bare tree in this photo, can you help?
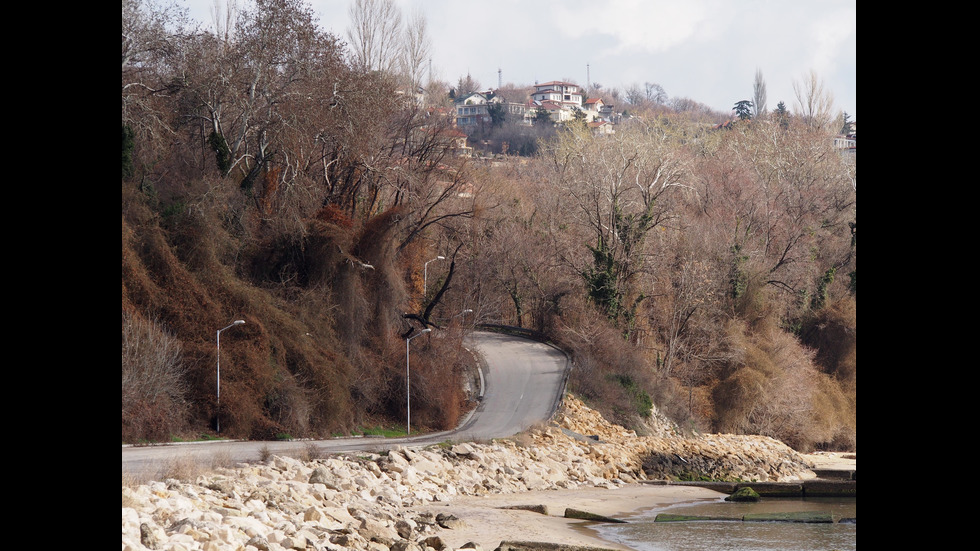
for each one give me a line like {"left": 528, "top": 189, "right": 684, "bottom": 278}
{"left": 793, "top": 69, "right": 836, "bottom": 130}
{"left": 454, "top": 73, "right": 481, "bottom": 95}
{"left": 122, "top": 0, "right": 190, "bottom": 71}
{"left": 545, "top": 118, "right": 690, "bottom": 337}
{"left": 346, "top": 0, "right": 404, "bottom": 74}
{"left": 752, "top": 68, "right": 767, "bottom": 117}
{"left": 587, "top": 82, "right": 603, "bottom": 98}
{"left": 122, "top": 0, "right": 196, "bottom": 179}
{"left": 688, "top": 117, "right": 855, "bottom": 321}
{"left": 209, "top": 0, "right": 238, "bottom": 42}
{"left": 645, "top": 82, "right": 668, "bottom": 105}
{"left": 623, "top": 83, "right": 645, "bottom": 106}
{"left": 400, "top": 6, "right": 431, "bottom": 92}
{"left": 121, "top": 311, "right": 188, "bottom": 441}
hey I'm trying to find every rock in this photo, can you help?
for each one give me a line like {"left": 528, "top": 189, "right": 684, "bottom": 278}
{"left": 395, "top": 518, "right": 416, "bottom": 538}
{"left": 436, "top": 513, "right": 466, "bottom": 530}
{"left": 725, "top": 487, "right": 761, "bottom": 502}
{"left": 563, "top": 508, "right": 627, "bottom": 523}
{"left": 743, "top": 511, "right": 833, "bottom": 523}
{"left": 495, "top": 542, "right": 622, "bottom": 551}
{"left": 421, "top": 535, "right": 447, "bottom": 550}
{"left": 309, "top": 466, "right": 332, "bottom": 485}
{"left": 501, "top": 504, "right": 548, "bottom": 515}
{"left": 139, "top": 523, "right": 160, "bottom": 549}
{"left": 122, "top": 394, "right": 824, "bottom": 551}
{"left": 359, "top": 517, "right": 399, "bottom": 542}
{"left": 244, "top": 536, "right": 271, "bottom": 550}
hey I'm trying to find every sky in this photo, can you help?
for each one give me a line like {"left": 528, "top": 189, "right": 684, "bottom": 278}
{"left": 179, "top": 0, "right": 856, "bottom": 119}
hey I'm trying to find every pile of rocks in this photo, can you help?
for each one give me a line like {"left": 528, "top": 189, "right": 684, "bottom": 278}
{"left": 122, "top": 394, "right": 816, "bottom": 551}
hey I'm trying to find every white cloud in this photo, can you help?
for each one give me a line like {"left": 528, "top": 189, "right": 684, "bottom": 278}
{"left": 553, "top": 0, "right": 733, "bottom": 56}
{"left": 807, "top": 6, "right": 857, "bottom": 78}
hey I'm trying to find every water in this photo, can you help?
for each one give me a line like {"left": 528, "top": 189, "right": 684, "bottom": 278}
{"left": 591, "top": 496, "right": 856, "bottom": 551}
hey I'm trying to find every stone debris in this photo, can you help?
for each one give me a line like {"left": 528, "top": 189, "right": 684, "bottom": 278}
{"left": 122, "top": 394, "right": 816, "bottom": 551}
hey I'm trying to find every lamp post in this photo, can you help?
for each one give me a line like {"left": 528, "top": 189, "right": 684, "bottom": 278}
{"left": 450, "top": 309, "right": 474, "bottom": 327}
{"left": 423, "top": 256, "right": 445, "bottom": 298}
{"left": 216, "top": 320, "right": 245, "bottom": 433}
{"left": 406, "top": 328, "right": 432, "bottom": 435}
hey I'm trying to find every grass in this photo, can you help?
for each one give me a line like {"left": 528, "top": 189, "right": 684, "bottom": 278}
{"left": 126, "top": 433, "right": 228, "bottom": 446}
{"left": 170, "top": 433, "right": 224, "bottom": 443}
{"left": 359, "top": 425, "right": 407, "bottom": 438}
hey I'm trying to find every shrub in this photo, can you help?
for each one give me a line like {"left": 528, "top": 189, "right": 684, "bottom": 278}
{"left": 710, "top": 320, "right": 855, "bottom": 451}
{"left": 258, "top": 444, "right": 272, "bottom": 463}
{"left": 122, "top": 311, "right": 189, "bottom": 443}
{"left": 301, "top": 442, "right": 323, "bottom": 462}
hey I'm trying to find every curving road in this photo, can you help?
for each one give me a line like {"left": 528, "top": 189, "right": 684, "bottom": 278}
{"left": 122, "top": 330, "right": 569, "bottom": 479}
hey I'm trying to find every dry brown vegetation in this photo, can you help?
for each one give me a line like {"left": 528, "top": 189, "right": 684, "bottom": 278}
{"left": 122, "top": 0, "right": 854, "bottom": 452}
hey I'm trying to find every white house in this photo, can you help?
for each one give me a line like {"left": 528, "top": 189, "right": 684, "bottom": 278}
{"left": 455, "top": 92, "right": 491, "bottom": 127}
{"left": 531, "top": 81, "right": 584, "bottom": 110}
{"left": 588, "top": 120, "right": 615, "bottom": 135}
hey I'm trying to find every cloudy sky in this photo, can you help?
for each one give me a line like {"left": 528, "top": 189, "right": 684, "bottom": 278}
{"left": 179, "top": 0, "right": 856, "bottom": 119}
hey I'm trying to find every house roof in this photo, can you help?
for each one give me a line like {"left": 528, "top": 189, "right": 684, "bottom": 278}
{"left": 455, "top": 92, "right": 488, "bottom": 104}
{"left": 537, "top": 80, "right": 577, "bottom": 87}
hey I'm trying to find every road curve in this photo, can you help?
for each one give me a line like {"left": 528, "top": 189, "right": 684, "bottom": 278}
{"left": 122, "top": 330, "right": 569, "bottom": 479}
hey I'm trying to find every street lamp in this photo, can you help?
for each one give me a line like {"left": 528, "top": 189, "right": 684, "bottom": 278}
{"left": 406, "top": 328, "right": 432, "bottom": 435}
{"left": 447, "top": 308, "right": 474, "bottom": 327}
{"left": 423, "top": 256, "right": 445, "bottom": 298}
{"left": 216, "top": 319, "right": 245, "bottom": 434}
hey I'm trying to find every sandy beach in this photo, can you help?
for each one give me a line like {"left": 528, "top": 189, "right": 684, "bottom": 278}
{"left": 413, "top": 483, "right": 728, "bottom": 550}
{"left": 411, "top": 451, "right": 856, "bottom": 551}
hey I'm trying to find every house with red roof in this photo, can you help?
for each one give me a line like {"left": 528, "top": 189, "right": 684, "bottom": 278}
{"left": 531, "top": 80, "right": 585, "bottom": 110}
{"left": 588, "top": 120, "right": 615, "bottom": 135}
{"left": 529, "top": 81, "right": 616, "bottom": 124}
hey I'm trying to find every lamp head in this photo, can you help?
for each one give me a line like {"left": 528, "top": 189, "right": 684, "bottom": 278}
{"left": 234, "top": 320, "right": 245, "bottom": 325}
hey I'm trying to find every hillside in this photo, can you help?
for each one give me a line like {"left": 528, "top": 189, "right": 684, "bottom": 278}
{"left": 122, "top": 0, "right": 855, "bottom": 453}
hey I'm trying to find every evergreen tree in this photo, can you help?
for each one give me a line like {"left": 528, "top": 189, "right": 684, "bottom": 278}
{"left": 733, "top": 100, "right": 753, "bottom": 120}
{"left": 208, "top": 130, "right": 233, "bottom": 174}
{"left": 122, "top": 124, "right": 135, "bottom": 180}
{"left": 532, "top": 107, "right": 552, "bottom": 126}
{"left": 775, "top": 101, "right": 789, "bottom": 128}
{"left": 488, "top": 101, "right": 506, "bottom": 127}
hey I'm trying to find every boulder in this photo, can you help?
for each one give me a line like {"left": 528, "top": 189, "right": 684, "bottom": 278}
{"left": 725, "top": 487, "right": 761, "bottom": 502}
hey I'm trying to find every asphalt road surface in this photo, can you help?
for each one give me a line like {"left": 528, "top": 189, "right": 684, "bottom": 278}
{"left": 122, "top": 330, "right": 569, "bottom": 479}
